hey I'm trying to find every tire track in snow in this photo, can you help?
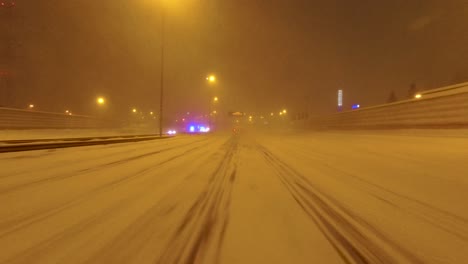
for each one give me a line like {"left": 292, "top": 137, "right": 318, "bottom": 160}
{"left": 0, "top": 139, "right": 215, "bottom": 239}
{"left": 0, "top": 136, "right": 191, "bottom": 178}
{"left": 258, "top": 144, "right": 425, "bottom": 264}
{"left": 278, "top": 143, "right": 468, "bottom": 242}
{"left": 156, "top": 136, "right": 239, "bottom": 264}
{"left": 319, "top": 164, "right": 468, "bottom": 242}
{"left": 0, "top": 138, "right": 210, "bottom": 195}
{"left": 2, "top": 195, "right": 135, "bottom": 264}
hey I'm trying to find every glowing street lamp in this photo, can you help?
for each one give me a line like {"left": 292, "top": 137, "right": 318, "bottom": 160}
{"left": 28, "top": 104, "right": 34, "bottom": 109}
{"left": 132, "top": 108, "right": 137, "bottom": 113}
{"left": 206, "top": 75, "right": 218, "bottom": 129}
{"left": 97, "top": 97, "right": 105, "bottom": 105}
{"left": 282, "top": 109, "right": 287, "bottom": 114}
{"left": 207, "top": 75, "right": 216, "bottom": 83}
{"left": 415, "top": 94, "right": 422, "bottom": 99}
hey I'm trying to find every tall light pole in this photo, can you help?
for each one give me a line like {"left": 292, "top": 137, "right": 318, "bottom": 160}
{"left": 206, "top": 75, "right": 216, "bottom": 129}
{"left": 159, "top": 8, "right": 166, "bottom": 137}
{"left": 210, "top": 96, "right": 219, "bottom": 129}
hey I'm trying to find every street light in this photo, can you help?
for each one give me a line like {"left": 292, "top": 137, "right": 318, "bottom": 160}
{"left": 415, "top": 94, "right": 422, "bottom": 99}
{"left": 207, "top": 75, "right": 216, "bottom": 83}
{"left": 145, "top": 0, "right": 182, "bottom": 136}
{"left": 207, "top": 75, "right": 218, "bottom": 129}
{"left": 132, "top": 108, "right": 137, "bottom": 113}
{"left": 28, "top": 104, "right": 34, "bottom": 109}
{"left": 158, "top": 6, "right": 167, "bottom": 137}
{"left": 97, "top": 97, "right": 105, "bottom": 105}
{"left": 282, "top": 109, "right": 287, "bottom": 114}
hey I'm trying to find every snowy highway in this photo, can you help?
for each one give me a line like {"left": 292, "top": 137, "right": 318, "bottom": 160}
{"left": 1, "top": 130, "right": 467, "bottom": 263}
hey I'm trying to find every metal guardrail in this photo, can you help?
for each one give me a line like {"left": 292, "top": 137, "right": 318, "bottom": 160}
{"left": 0, "top": 134, "right": 172, "bottom": 153}
{"left": 0, "top": 107, "right": 120, "bottom": 129}
{"left": 0, "top": 134, "right": 159, "bottom": 144}
{"left": 308, "top": 82, "right": 468, "bottom": 129}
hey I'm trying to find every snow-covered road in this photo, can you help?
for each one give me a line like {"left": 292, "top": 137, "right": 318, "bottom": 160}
{"left": 1, "top": 130, "right": 467, "bottom": 263}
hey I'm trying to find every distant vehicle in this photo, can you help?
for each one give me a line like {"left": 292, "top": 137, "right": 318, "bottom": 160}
{"left": 186, "top": 124, "right": 210, "bottom": 134}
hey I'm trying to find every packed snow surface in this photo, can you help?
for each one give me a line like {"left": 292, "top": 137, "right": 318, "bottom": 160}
{"left": 0, "top": 129, "right": 467, "bottom": 263}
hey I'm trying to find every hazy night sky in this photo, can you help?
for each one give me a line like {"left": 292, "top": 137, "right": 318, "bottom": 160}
{"left": 4, "top": 0, "right": 468, "bottom": 119}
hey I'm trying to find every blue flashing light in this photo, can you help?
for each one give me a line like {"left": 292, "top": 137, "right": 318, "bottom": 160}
{"left": 187, "top": 123, "right": 211, "bottom": 133}
{"left": 352, "top": 104, "right": 360, "bottom": 109}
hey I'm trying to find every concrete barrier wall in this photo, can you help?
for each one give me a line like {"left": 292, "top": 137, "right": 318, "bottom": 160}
{"left": 0, "top": 107, "right": 120, "bottom": 129}
{"left": 309, "top": 82, "right": 468, "bottom": 129}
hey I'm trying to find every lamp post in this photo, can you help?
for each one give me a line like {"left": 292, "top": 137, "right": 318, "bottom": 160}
{"left": 159, "top": 8, "right": 166, "bottom": 137}
{"left": 210, "top": 96, "right": 219, "bottom": 129}
{"left": 206, "top": 75, "right": 217, "bottom": 129}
